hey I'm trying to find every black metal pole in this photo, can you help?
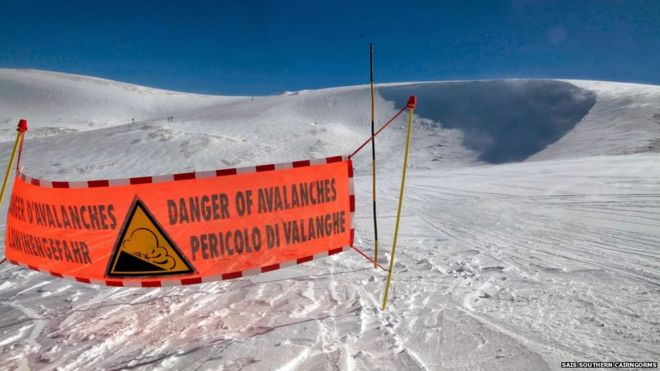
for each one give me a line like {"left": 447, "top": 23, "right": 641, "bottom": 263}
{"left": 370, "top": 43, "right": 379, "bottom": 269}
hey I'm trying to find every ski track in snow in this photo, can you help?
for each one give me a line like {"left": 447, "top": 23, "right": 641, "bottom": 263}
{"left": 0, "top": 70, "right": 659, "bottom": 370}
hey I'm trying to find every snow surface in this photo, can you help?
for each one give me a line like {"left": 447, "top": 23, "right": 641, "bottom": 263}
{"left": 0, "top": 69, "right": 659, "bottom": 370}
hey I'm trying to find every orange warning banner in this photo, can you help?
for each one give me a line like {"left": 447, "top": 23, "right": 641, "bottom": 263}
{"left": 5, "top": 156, "right": 354, "bottom": 286}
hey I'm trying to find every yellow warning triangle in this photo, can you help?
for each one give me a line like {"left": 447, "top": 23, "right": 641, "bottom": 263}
{"left": 106, "top": 197, "right": 195, "bottom": 277}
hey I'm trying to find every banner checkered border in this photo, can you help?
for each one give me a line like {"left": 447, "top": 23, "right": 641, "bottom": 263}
{"left": 10, "top": 155, "right": 355, "bottom": 287}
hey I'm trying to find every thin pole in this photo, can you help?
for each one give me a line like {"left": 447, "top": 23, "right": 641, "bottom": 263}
{"left": 0, "top": 120, "right": 27, "bottom": 206}
{"left": 370, "top": 43, "right": 379, "bottom": 269}
{"left": 381, "top": 97, "right": 416, "bottom": 311}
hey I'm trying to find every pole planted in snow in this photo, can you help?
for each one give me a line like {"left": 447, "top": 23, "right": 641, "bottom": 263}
{"left": 370, "top": 43, "right": 379, "bottom": 269}
{"left": 0, "top": 119, "right": 28, "bottom": 207}
{"left": 381, "top": 96, "right": 416, "bottom": 311}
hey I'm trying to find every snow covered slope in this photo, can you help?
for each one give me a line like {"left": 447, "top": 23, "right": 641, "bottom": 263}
{"left": 0, "top": 69, "right": 244, "bottom": 141}
{"left": 0, "top": 70, "right": 658, "bottom": 370}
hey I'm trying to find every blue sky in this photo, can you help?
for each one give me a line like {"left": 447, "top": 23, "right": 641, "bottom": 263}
{"left": 1, "top": 0, "right": 658, "bottom": 95}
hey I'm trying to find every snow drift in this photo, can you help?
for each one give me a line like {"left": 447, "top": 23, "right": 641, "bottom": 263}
{"left": 380, "top": 81, "right": 596, "bottom": 163}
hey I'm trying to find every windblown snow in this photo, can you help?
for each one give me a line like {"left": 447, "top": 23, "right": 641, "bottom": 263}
{"left": 0, "top": 68, "right": 659, "bottom": 370}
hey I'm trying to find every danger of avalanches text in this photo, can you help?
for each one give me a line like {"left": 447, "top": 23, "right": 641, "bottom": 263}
{"left": 8, "top": 196, "right": 117, "bottom": 231}
{"left": 6, "top": 196, "right": 115, "bottom": 265}
{"left": 167, "top": 178, "right": 348, "bottom": 261}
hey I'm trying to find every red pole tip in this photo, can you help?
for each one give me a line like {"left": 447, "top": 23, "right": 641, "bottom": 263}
{"left": 406, "top": 96, "right": 417, "bottom": 109}
{"left": 17, "top": 119, "right": 28, "bottom": 133}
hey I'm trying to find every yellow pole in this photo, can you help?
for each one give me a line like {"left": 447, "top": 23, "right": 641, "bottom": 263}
{"left": 381, "top": 96, "right": 416, "bottom": 311}
{"left": 0, "top": 135, "right": 24, "bottom": 205}
{"left": 0, "top": 120, "right": 28, "bottom": 207}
